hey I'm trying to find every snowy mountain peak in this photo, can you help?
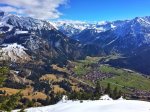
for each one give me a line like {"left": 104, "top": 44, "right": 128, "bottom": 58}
{"left": 135, "top": 17, "right": 150, "bottom": 26}
{"left": 0, "top": 12, "right": 56, "bottom": 34}
{"left": 97, "top": 21, "right": 108, "bottom": 25}
{"left": 52, "top": 19, "right": 130, "bottom": 38}
{"left": 53, "top": 16, "right": 150, "bottom": 39}
{"left": 52, "top": 20, "right": 89, "bottom": 37}
{"left": 53, "top": 20, "right": 118, "bottom": 37}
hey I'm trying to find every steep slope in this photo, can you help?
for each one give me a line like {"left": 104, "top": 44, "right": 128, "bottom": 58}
{"left": 106, "top": 47, "right": 150, "bottom": 75}
{"left": 54, "top": 17, "right": 150, "bottom": 54}
{"left": 68, "top": 17, "right": 150, "bottom": 55}
{"left": 0, "top": 11, "right": 85, "bottom": 78}
{"left": 53, "top": 17, "right": 150, "bottom": 75}
{"left": 0, "top": 12, "right": 94, "bottom": 107}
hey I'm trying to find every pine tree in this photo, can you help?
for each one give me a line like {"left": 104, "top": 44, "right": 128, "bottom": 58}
{"left": 105, "top": 83, "right": 111, "bottom": 96}
{"left": 111, "top": 87, "right": 122, "bottom": 99}
{"left": 0, "top": 92, "right": 22, "bottom": 112}
{"left": 117, "top": 90, "right": 122, "bottom": 99}
{"left": 94, "top": 81, "right": 102, "bottom": 99}
{"left": 45, "top": 96, "right": 51, "bottom": 105}
{"left": 112, "top": 87, "right": 118, "bottom": 99}
{"left": 0, "top": 66, "right": 9, "bottom": 86}
{"left": 0, "top": 62, "right": 22, "bottom": 111}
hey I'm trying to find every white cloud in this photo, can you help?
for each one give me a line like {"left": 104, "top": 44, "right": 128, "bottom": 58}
{"left": 0, "top": 0, "right": 68, "bottom": 19}
{"left": 0, "top": 6, "right": 18, "bottom": 12}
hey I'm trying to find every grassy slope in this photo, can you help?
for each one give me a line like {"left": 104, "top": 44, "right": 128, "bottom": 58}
{"left": 99, "top": 65, "right": 150, "bottom": 92}
{"left": 72, "top": 56, "right": 150, "bottom": 93}
{"left": 73, "top": 56, "right": 102, "bottom": 76}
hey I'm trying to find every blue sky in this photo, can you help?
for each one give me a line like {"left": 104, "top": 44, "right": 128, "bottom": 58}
{"left": 58, "top": 0, "right": 150, "bottom": 21}
{"left": 0, "top": 0, "right": 150, "bottom": 21}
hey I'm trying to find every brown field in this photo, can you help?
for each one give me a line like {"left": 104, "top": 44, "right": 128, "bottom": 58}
{"left": 71, "top": 86, "right": 81, "bottom": 92}
{"left": 52, "top": 85, "right": 66, "bottom": 94}
{"left": 0, "top": 87, "right": 47, "bottom": 100}
{"left": 51, "top": 64, "right": 69, "bottom": 73}
{"left": 40, "top": 74, "right": 64, "bottom": 82}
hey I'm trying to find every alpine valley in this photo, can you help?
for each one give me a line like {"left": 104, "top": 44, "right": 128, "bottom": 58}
{"left": 1, "top": 10, "right": 150, "bottom": 108}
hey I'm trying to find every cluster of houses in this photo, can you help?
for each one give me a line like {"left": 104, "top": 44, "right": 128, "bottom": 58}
{"left": 129, "top": 89, "right": 150, "bottom": 100}
{"left": 82, "top": 70, "right": 114, "bottom": 82}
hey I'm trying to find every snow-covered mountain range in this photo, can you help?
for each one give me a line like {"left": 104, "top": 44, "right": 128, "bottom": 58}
{"left": 0, "top": 11, "right": 87, "bottom": 79}
{"left": 53, "top": 20, "right": 125, "bottom": 38}
{"left": 1, "top": 10, "right": 150, "bottom": 74}
{"left": 0, "top": 11, "right": 55, "bottom": 33}
{"left": 52, "top": 16, "right": 150, "bottom": 74}
{"left": 53, "top": 16, "right": 150, "bottom": 54}
{"left": 54, "top": 17, "right": 150, "bottom": 43}
{"left": 52, "top": 20, "right": 89, "bottom": 37}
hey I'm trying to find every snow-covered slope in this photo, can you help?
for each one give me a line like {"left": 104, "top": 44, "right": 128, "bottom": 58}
{"left": 0, "top": 11, "right": 84, "bottom": 63}
{"left": 53, "top": 20, "right": 125, "bottom": 38}
{"left": 57, "top": 16, "right": 150, "bottom": 55}
{"left": 114, "top": 17, "right": 150, "bottom": 37}
{"left": 0, "top": 43, "right": 30, "bottom": 62}
{"left": 0, "top": 11, "right": 85, "bottom": 71}
{"left": 54, "top": 16, "right": 150, "bottom": 46}
{"left": 14, "top": 99, "right": 150, "bottom": 112}
{"left": 52, "top": 20, "right": 89, "bottom": 37}
{"left": 0, "top": 11, "right": 55, "bottom": 34}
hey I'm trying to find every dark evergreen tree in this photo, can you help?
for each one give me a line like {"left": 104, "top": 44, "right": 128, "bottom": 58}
{"left": 0, "top": 65, "right": 23, "bottom": 111}
{"left": 0, "top": 66, "right": 9, "bottom": 86}
{"left": 118, "top": 90, "right": 122, "bottom": 99}
{"left": 94, "top": 81, "right": 102, "bottom": 99}
{"left": 0, "top": 92, "right": 22, "bottom": 112}
{"left": 112, "top": 87, "right": 118, "bottom": 99}
{"left": 104, "top": 83, "right": 111, "bottom": 96}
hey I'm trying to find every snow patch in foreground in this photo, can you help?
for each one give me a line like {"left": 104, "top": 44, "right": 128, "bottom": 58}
{"left": 100, "top": 95, "right": 113, "bottom": 100}
{"left": 14, "top": 99, "right": 150, "bottom": 112}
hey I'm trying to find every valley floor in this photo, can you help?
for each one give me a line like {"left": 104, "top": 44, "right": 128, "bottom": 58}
{"left": 14, "top": 99, "right": 150, "bottom": 112}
